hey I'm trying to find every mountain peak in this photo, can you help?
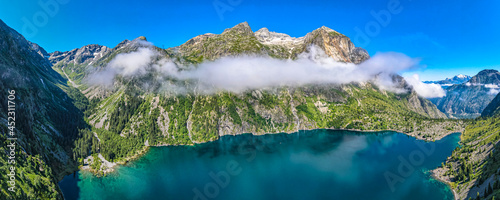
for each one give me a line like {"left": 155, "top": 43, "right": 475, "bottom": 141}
{"left": 468, "top": 69, "right": 500, "bottom": 84}
{"left": 48, "top": 43, "right": 111, "bottom": 65}
{"left": 477, "top": 69, "right": 499, "bottom": 75}
{"left": 456, "top": 74, "right": 468, "bottom": 79}
{"left": 254, "top": 27, "right": 301, "bottom": 47}
{"left": 319, "top": 26, "right": 333, "bottom": 31}
{"left": 255, "top": 27, "right": 269, "bottom": 34}
{"left": 136, "top": 36, "right": 147, "bottom": 41}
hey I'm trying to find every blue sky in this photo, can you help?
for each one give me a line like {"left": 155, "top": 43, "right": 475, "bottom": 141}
{"left": 1, "top": 0, "right": 499, "bottom": 81}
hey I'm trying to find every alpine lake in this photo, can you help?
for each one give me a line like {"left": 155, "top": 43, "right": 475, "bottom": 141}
{"left": 59, "top": 130, "right": 460, "bottom": 200}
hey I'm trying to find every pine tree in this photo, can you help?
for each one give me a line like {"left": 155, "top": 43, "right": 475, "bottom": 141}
{"left": 489, "top": 183, "right": 494, "bottom": 196}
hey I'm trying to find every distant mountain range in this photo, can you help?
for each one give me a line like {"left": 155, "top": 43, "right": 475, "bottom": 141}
{"left": 430, "top": 69, "right": 500, "bottom": 118}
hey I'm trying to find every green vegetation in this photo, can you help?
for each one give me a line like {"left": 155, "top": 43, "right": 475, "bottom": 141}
{"left": 0, "top": 132, "right": 61, "bottom": 199}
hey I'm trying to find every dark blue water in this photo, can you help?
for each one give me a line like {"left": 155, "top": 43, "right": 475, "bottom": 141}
{"left": 59, "top": 130, "right": 460, "bottom": 200}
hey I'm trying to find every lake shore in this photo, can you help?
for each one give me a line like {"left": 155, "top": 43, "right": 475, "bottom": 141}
{"left": 59, "top": 129, "right": 462, "bottom": 200}
{"left": 74, "top": 123, "right": 464, "bottom": 178}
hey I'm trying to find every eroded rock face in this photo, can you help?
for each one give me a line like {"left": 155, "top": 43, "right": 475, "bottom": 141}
{"left": 468, "top": 69, "right": 500, "bottom": 84}
{"left": 301, "top": 26, "right": 369, "bottom": 64}
{"left": 0, "top": 19, "right": 86, "bottom": 199}
{"left": 432, "top": 69, "right": 500, "bottom": 118}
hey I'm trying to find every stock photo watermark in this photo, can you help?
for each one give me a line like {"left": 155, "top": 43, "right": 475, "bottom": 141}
{"left": 6, "top": 89, "right": 17, "bottom": 193}
{"left": 384, "top": 140, "right": 438, "bottom": 192}
{"left": 192, "top": 160, "right": 243, "bottom": 200}
{"left": 21, "top": 0, "right": 69, "bottom": 38}
{"left": 213, "top": 0, "right": 243, "bottom": 21}
{"left": 192, "top": 135, "right": 268, "bottom": 200}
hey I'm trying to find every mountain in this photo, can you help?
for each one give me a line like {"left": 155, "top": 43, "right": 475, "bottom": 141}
{"left": 0, "top": 19, "right": 85, "bottom": 199}
{"left": 48, "top": 22, "right": 456, "bottom": 171}
{"left": 481, "top": 92, "right": 500, "bottom": 117}
{"left": 431, "top": 69, "right": 500, "bottom": 118}
{"left": 424, "top": 74, "right": 471, "bottom": 88}
{"left": 469, "top": 69, "right": 500, "bottom": 84}
{"left": 433, "top": 94, "right": 500, "bottom": 199}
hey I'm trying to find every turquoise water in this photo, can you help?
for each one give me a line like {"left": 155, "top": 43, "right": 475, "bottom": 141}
{"left": 59, "top": 130, "right": 460, "bottom": 200}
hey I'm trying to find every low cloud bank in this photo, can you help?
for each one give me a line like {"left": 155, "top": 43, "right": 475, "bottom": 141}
{"left": 87, "top": 45, "right": 441, "bottom": 97}
{"left": 463, "top": 83, "right": 500, "bottom": 95}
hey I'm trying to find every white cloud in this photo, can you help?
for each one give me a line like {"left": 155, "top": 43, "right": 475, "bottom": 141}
{"left": 404, "top": 74, "right": 446, "bottom": 98}
{"left": 485, "top": 84, "right": 499, "bottom": 89}
{"left": 88, "top": 45, "right": 424, "bottom": 94}
{"left": 109, "top": 48, "right": 158, "bottom": 76}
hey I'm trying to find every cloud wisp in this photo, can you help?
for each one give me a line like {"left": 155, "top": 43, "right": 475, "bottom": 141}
{"left": 404, "top": 74, "right": 446, "bottom": 98}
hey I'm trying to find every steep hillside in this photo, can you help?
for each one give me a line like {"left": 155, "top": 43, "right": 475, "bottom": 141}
{"left": 168, "top": 22, "right": 369, "bottom": 64}
{"left": 432, "top": 69, "right": 500, "bottom": 119}
{"left": 433, "top": 95, "right": 500, "bottom": 200}
{"left": 0, "top": 19, "right": 85, "bottom": 199}
{"left": 482, "top": 93, "right": 500, "bottom": 117}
